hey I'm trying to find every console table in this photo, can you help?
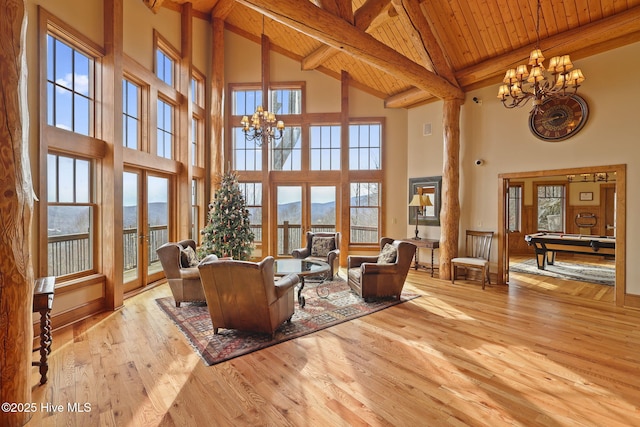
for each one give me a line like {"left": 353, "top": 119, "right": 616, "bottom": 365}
{"left": 402, "top": 238, "right": 439, "bottom": 277}
{"left": 33, "top": 276, "right": 55, "bottom": 385}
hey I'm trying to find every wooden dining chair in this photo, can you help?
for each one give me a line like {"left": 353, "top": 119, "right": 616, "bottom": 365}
{"left": 451, "top": 230, "right": 494, "bottom": 289}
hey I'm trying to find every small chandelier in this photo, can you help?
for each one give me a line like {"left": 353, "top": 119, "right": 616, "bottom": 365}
{"left": 497, "top": 0, "right": 585, "bottom": 112}
{"left": 240, "top": 106, "right": 285, "bottom": 146}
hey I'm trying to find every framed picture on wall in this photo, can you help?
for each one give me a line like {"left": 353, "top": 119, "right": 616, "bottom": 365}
{"left": 408, "top": 176, "right": 442, "bottom": 226}
{"left": 579, "top": 192, "right": 593, "bottom": 201}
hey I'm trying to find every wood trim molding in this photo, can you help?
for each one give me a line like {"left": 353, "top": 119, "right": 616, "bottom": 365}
{"left": 498, "top": 164, "right": 627, "bottom": 306}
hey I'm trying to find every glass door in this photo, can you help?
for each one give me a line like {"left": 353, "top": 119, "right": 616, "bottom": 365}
{"left": 274, "top": 184, "right": 338, "bottom": 257}
{"left": 146, "top": 175, "right": 169, "bottom": 280}
{"left": 123, "top": 170, "right": 171, "bottom": 293}
{"left": 276, "top": 185, "right": 302, "bottom": 256}
{"left": 309, "top": 186, "right": 336, "bottom": 233}
{"left": 123, "top": 171, "right": 140, "bottom": 289}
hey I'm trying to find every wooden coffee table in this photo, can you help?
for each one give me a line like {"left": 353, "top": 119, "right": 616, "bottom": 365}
{"left": 274, "top": 259, "right": 330, "bottom": 308}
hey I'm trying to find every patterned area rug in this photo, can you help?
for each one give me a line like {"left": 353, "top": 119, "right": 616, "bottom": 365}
{"left": 156, "top": 278, "right": 419, "bottom": 365}
{"left": 509, "top": 258, "right": 615, "bottom": 286}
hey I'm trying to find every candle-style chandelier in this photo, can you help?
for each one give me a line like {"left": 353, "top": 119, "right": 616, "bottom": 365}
{"left": 240, "top": 106, "right": 284, "bottom": 146}
{"left": 497, "top": 0, "right": 585, "bottom": 112}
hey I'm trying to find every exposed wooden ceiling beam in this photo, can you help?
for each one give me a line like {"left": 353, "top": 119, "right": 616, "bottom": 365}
{"left": 384, "top": 87, "right": 435, "bottom": 109}
{"left": 390, "top": 0, "right": 432, "bottom": 72}
{"left": 386, "top": 5, "right": 640, "bottom": 109}
{"left": 143, "top": 0, "right": 164, "bottom": 13}
{"left": 317, "top": 0, "right": 354, "bottom": 24}
{"left": 211, "top": 0, "right": 235, "bottom": 19}
{"left": 392, "top": 0, "right": 458, "bottom": 87}
{"left": 456, "top": 5, "right": 640, "bottom": 89}
{"left": 302, "top": 0, "right": 391, "bottom": 71}
{"left": 235, "top": 0, "right": 464, "bottom": 100}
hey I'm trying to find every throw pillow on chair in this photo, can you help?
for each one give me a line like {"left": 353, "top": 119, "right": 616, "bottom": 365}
{"left": 311, "top": 237, "right": 336, "bottom": 257}
{"left": 377, "top": 243, "right": 397, "bottom": 264}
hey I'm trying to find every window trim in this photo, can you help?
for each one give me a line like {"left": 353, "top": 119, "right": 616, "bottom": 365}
{"left": 46, "top": 152, "right": 97, "bottom": 280}
{"left": 153, "top": 30, "right": 180, "bottom": 89}
{"left": 534, "top": 182, "right": 568, "bottom": 232}
{"left": 349, "top": 181, "right": 382, "bottom": 246}
{"left": 508, "top": 182, "right": 524, "bottom": 233}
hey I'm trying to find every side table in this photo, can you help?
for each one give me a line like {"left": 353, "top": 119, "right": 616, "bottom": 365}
{"left": 401, "top": 238, "right": 439, "bottom": 277}
{"left": 33, "top": 276, "right": 55, "bottom": 385}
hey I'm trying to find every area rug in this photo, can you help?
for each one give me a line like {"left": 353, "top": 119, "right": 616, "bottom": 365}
{"left": 156, "top": 278, "right": 419, "bottom": 365}
{"left": 509, "top": 258, "right": 615, "bottom": 286}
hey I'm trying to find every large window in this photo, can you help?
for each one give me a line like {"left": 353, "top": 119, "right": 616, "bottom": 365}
{"left": 157, "top": 99, "right": 174, "bottom": 159}
{"left": 233, "top": 128, "right": 262, "bottom": 171}
{"left": 349, "top": 123, "right": 381, "bottom": 170}
{"left": 272, "top": 127, "right": 302, "bottom": 171}
{"left": 270, "top": 88, "right": 302, "bottom": 115}
{"left": 350, "top": 182, "right": 380, "bottom": 244}
{"left": 122, "top": 79, "right": 140, "bottom": 149}
{"left": 310, "top": 125, "right": 341, "bottom": 171}
{"left": 508, "top": 185, "right": 523, "bottom": 232}
{"left": 537, "top": 184, "right": 566, "bottom": 232}
{"left": 232, "top": 88, "right": 262, "bottom": 115}
{"left": 239, "top": 182, "right": 263, "bottom": 244}
{"left": 230, "top": 82, "right": 384, "bottom": 250}
{"left": 156, "top": 48, "right": 174, "bottom": 87}
{"left": 47, "top": 154, "right": 94, "bottom": 277}
{"left": 191, "top": 179, "right": 200, "bottom": 243}
{"left": 46, "top": 34, "right": 94, "bottom": 136}
{"left": 192, "top": 116, "right": 201, "bottom": 166}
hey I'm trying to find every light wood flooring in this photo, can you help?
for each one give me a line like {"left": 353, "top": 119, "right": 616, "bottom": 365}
{"left": 27, "top": 268, "right": 639, "bottom": 426}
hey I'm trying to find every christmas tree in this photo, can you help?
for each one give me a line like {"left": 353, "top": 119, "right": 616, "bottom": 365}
{"left": 199, "top": 171, "right": 255, "bottom": 260}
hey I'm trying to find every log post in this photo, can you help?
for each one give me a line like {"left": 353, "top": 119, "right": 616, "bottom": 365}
{"left": 0, "top": 1, "right": 36, "bottom": 426}
{"left": 209, "top": 16, "right": 225, "bottom": 196}
{"left": 439, "top": 98, "right": 462, "bottom": 280}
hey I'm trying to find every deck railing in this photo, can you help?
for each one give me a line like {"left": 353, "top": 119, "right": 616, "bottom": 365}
{"left": 49, "top": 223, "right": 377, "bottom": 276}
{"left": 48, "top": 225, "right": 168, "bottom": 277}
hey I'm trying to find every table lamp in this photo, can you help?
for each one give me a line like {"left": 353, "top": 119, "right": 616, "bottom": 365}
{"left": 409, "top": 194, "right": 433, "bottom": 240}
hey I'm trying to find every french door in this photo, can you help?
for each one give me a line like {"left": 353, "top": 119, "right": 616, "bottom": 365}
{"left": 273, "top": 184, "right": 338, "bottom": 257}
{"left": 123, "top": 169, "right": 171, "bottom": 293}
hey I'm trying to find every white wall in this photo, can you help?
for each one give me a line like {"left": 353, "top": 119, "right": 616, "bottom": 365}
{"left": 407, "top": 41, "right": 640, "bottom": 295}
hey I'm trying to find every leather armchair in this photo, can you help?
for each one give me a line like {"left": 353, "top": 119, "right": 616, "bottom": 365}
{"left": 198, "top": 256, "right": 299, "bottom": 339}
{"left": 156, "top": 239, "right": 209, "bottom": 307}
{"left": 291, "top": 231, "right": 341, "bottom": 278}
{"left": 347, "top": 238, "right": 416, "bottom": 302}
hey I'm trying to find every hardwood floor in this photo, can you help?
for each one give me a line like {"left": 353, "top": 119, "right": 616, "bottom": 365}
{"left": 509, "top": 254, "right": 616, "bottom": 302}
{"left": 27, "top": 270, "right": 639, "bottom": 426}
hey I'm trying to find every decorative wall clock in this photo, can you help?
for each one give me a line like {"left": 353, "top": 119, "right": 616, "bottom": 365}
{"left": 528, "top": 94, "right": 589, "bottom": 141}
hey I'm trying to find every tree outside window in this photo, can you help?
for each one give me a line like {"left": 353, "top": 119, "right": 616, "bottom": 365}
{"left": 537, "top": 184, "right": 565, "bottom": 232}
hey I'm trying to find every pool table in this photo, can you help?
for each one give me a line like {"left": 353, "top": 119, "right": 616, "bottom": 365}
{"left": 524, "top": 232, "right": 615, "bottom": 270}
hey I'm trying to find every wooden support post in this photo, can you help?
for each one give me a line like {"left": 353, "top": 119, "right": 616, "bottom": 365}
{"left": 0, "top": 1, "right": 36, "bottom": 425}
{"left": 209, "top": 16, "right": 225, "bottom": 198}
{"left": 439, "top": 99, "right": 462, "bottom": 280}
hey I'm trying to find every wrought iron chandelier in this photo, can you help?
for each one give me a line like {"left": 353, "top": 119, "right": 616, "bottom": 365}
{"left": 497, "top": 0, "right": 585, "bottom": 112}
{"left": 240, "top": 106, "right": 284, "bottom": 146}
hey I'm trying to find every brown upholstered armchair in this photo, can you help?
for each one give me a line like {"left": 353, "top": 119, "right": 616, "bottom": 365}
{"left": 291, "top": 231, "right": 341, "bottom": 278}
{"left": 347, "top": 238, "right": 417, "bottom": 302}
{"left": 198, "top": 256, "right": 299, "bottom": 339}
{"left": 156, "top": 239, "right": 209, "bottom": 307}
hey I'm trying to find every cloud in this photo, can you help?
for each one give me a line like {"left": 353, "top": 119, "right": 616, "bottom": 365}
{"left": 55, "top": 73, "right": 89, "bottom": 94}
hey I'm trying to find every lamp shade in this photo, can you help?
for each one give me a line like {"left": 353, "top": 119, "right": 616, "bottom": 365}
{"left": 409, "top": 194, "right": 433, "bottom": 207}
{"left": 408, "top": 194, "right": 423, "bottom": 207}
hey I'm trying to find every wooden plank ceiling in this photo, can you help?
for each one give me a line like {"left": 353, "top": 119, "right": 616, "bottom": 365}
{"left": 165, "top": 0, "right": 640, "bottom": 108}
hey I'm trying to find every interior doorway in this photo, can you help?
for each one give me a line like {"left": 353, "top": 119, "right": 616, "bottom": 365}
{"left": 498, "top": 165, "right": 626, "bottom": 306}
